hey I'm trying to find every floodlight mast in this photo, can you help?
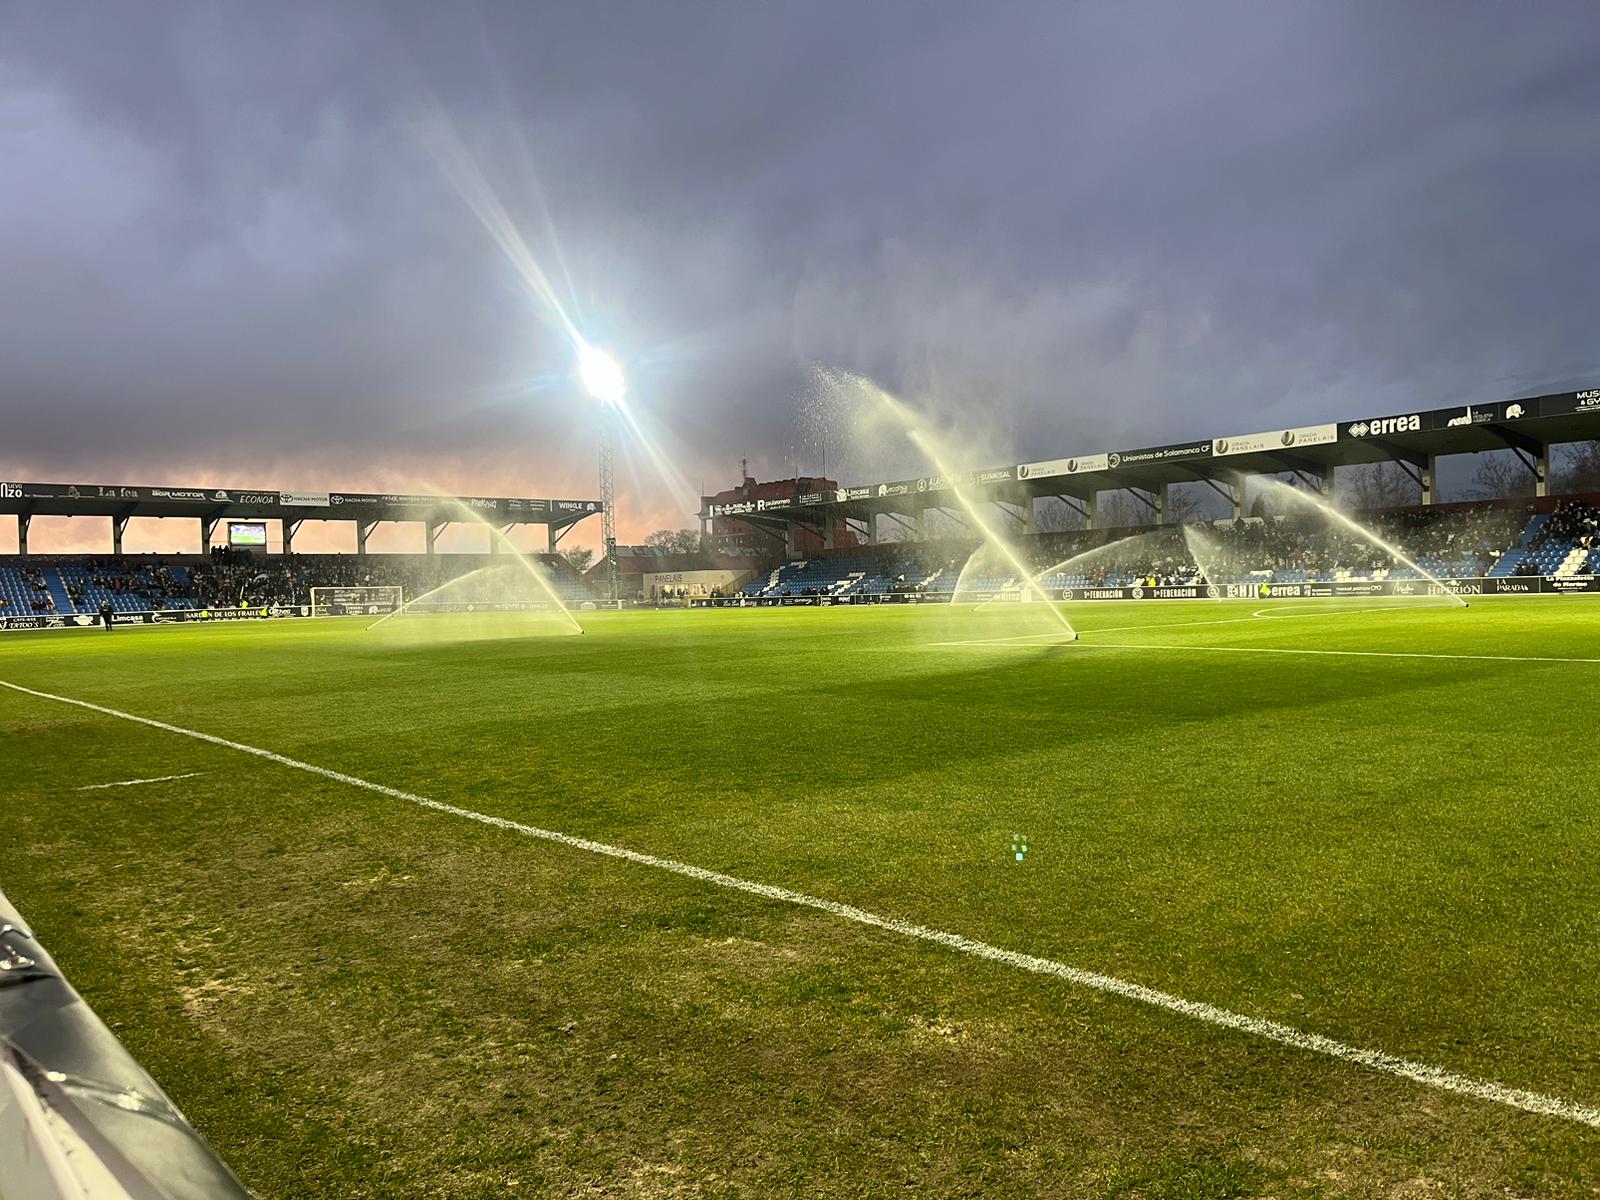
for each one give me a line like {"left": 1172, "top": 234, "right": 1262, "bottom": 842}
{"left": 598, "top": 420, "right": 618, "bottom": 604}
{"left": 578, "top": 342, "right": 624, "bottom": 605}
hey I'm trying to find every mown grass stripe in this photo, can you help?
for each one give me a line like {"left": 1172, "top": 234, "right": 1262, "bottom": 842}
{"left": 6, "top": 675, "right": 1598, "bottom": 1131}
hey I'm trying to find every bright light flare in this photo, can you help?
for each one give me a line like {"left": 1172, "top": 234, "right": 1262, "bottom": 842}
{"left": 578, "top": 342, "right": 626, "bottom": 405}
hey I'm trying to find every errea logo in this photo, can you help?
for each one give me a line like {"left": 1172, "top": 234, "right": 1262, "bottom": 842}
{"left": 1347, "top": 415, "right": 1422, "bottom": 438}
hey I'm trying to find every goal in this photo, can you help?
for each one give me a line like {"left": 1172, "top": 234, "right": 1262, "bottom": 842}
{"left": 310, "top": 585, "right": 404, "bottom": 618}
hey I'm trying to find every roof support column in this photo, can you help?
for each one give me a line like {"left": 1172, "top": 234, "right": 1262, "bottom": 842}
{"left": 1536, "top": 447, "right": 1549, "bottom": 498}
{"left": 282, "top": 519, "right": 300, "bottom": 555}
{"left": 425, "top": 520, "right": 442, "bottom": 555}
{"left": 16, "top": 514, "right": 28, "bottom": 557}
{"left": 1155, "top": 483, "right": 1169, "bottom": 526}
{"left": 1422, "top": 455, "right": 1437, "bottom": 506}
{"left": 864, "top": 511, "right": 878, "bottom": 546}
{"left": 112, "top": 514, "right": 128, "bottom": 556}
{"left": 914, "top": 507, "right": 928, "bottom": 541}
{"left": 785, "top": 520, "right": 800, "bottom": 558}
{"left": 201, "top": 517, "right": 219, "bottom": 552}
{"left": 356, "top": 520, "right": 374, "bottom": 555}
{"left": 823, "top": 518, "right": 836, "bottom": 551}
{"left": 1086, "top": 492, "right": 1100, "bottom": 530}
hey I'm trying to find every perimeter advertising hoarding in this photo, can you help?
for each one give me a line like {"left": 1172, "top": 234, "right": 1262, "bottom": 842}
{"left": 1340, "top": 391, "right": 1600, "bottom": 439}
{"left": 1, "top": 606, "right": 311, "bottom": 632}
{"left": 0, "top": 482, "right": 239, "bottom": 504}
{"left": 0, "top": 486, "right": 588, "bottom": 518}
{"left": 1537, "top": 389, "right": 1600, "bottom": 418}
{"left": 1542, "top": 575, "right": 1600, "bottom": 593}
{"left": 1107, "top": 441, "right": 1214, "bottom": 469}
{"left": 673, "top": 577, "right": 1591, "bottom": 608}
{"left": 315, "top": 587, "right": 400, "bottom": 611}
{"left": 1212, "top": 424, "right": 1338, "bottom": 457}
{"left": 1016, "top": 454, "right": 1110, "bottom": 481}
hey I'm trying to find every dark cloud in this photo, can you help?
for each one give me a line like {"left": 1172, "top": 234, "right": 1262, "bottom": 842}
{"left": 3, "top": 1, "right": 1599, "bottom": 541}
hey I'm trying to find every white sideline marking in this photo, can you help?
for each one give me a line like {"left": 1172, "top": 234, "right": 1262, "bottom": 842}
{"left": 3, "top": 675, "right": 1598, "bottom": 1131}
{"left": 76, "top": 772, "right": 204, "bottom": 791}
{"left": 1080, "top": 642, "right": 1600, "bottom": 665}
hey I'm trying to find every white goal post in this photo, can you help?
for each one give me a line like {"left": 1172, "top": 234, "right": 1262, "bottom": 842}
{"left": 310, "top": 585, "right": 404, "bottom": 618}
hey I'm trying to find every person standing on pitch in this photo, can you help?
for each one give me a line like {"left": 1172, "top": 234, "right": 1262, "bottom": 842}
{"left": 99, "top": 598, "right": 113, "bottom": 631}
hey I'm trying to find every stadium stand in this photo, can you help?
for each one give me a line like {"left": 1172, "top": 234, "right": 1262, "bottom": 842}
{"left": 0, "top": 552, "right": 597, "bottom": 616}
{"left": 1491, "top": 499, "right": 1600, "bottom": 578}
{"left": 734, "top": 501, "right": 1547, "bottom": 597}
{"left": 1, "top": 499, "right": 1590, "bottom": 616}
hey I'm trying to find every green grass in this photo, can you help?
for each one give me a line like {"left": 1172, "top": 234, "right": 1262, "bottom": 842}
{"left": 3, "top": 596, "right": 1598, "bottom": 1198}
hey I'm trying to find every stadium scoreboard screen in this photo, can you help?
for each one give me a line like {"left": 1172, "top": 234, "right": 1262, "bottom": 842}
{"left": 228, "top": 521, "right": 268, "bottom": 547}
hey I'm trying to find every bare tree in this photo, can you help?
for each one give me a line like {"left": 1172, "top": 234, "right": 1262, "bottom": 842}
{"left": 1096, "top": 491, "right": 1143, "bottom": 529}
{"left": 919, "top": 508, "right": 968, "bottom": 540}
{"left": 1341, "top": 461, "right": 1420, "bottom": 511}
{"left": 1467, "top": 451, "right": 1536, "bottom": 500}
{"left": 1164, "top": 487, "right": 1205, "bottom": 525}
{"left": 643, "top": 528, "right": 705, "bottom": 555}
{"left": 1555, "top": 441, "right": 1600, "bottom": 494}
{"left": 1167, "top": 482, "right": 1228, "bottom": 523}
{"left": 992, "top": 502, "right": 1025, "bottom": 537}
{"left": 1034, "top": 496, "right": 1087, "bottom": 533}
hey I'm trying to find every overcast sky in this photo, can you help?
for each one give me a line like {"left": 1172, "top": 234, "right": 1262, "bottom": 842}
{"left": 3, "top": 2, "right": 1599, "bottom": 552}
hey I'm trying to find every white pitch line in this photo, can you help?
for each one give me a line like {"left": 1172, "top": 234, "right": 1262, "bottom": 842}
{"left": 3, "top": 675, "right": 1598, "bottom": 1131}
{"left": 76, "top": 772, "right": 205, "bottom": 791}
{"left": 1078, "top": 642, "right": 1600, "bottom": 665}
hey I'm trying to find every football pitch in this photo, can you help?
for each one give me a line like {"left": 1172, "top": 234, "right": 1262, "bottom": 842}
{"left": 3, "top": 597, "right": 1598, "bottom": 1198}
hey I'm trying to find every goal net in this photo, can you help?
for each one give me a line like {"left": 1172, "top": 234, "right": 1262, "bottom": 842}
{"left": 310, "top": 585, "right": 405, "bottom": 618}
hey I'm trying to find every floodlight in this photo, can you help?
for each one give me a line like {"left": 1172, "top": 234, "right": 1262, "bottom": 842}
{"left": 578, "top": 342, "right": 626, "bottom": 405}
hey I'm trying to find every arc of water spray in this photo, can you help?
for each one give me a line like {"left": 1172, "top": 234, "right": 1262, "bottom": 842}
{"left": 978, "top": 531, "right": 1167, "bottom": 610}
{"left": 844, "top": 377, "right": 1075, "bottom": 640}
{"left": 365, "top": 490, "right": 584, "bottom": 635}
{"left": 367, "top": 564, "right": 508, "bottom": 631}
{"left": 1181, "top": 526, "right": 1232, "bottom": 599}
{"left": 441, "top": 498, "right": 587, "bottom": 633}
{"left": 1258, "top": 480, "right": 1469, "bottom": 608}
